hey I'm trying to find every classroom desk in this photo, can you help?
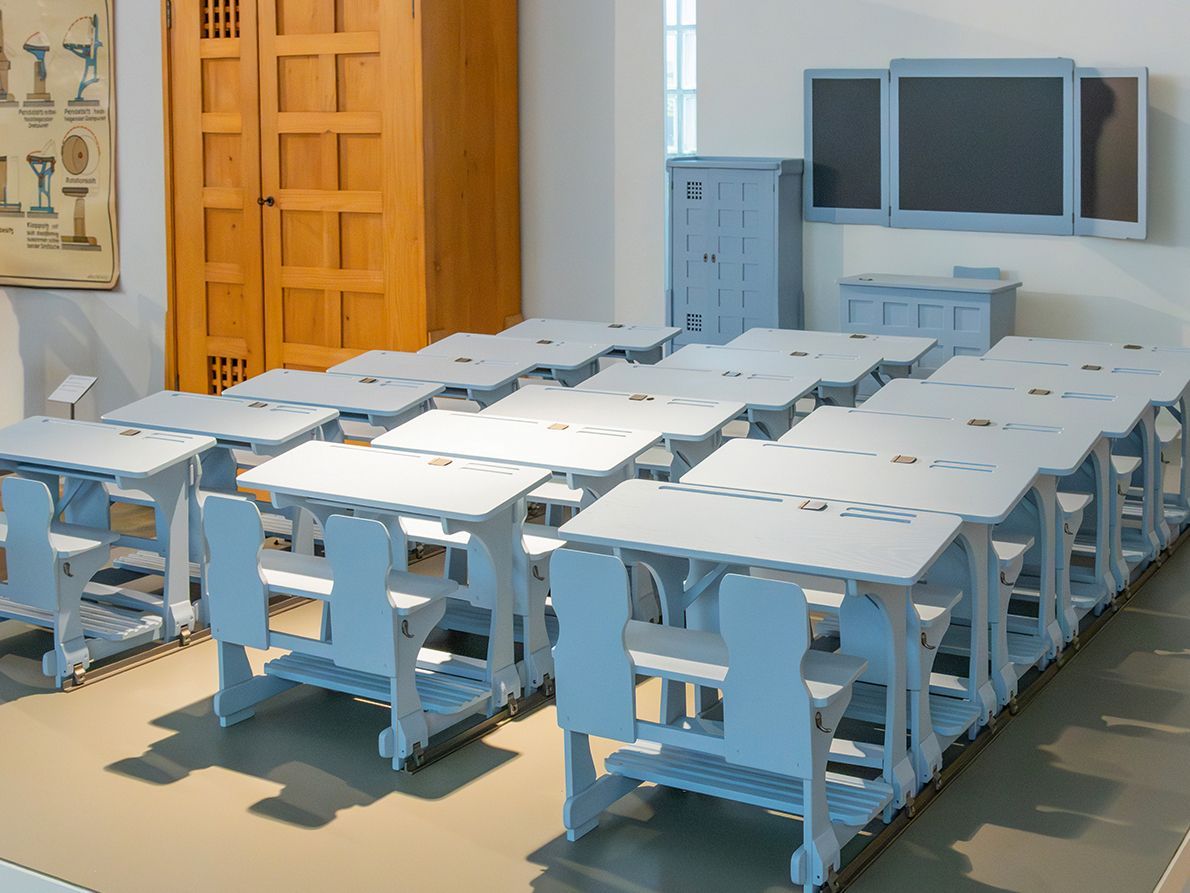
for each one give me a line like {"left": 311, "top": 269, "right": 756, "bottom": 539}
{"left": 224, "top": 369, "right": 443, "bottom": 437}
{"left": 658, "top": 343, "right": 880, "bottom": 407}
{"left": 374, "top": 410, "right": 661, "bottom": 688}
{"left": 103, "top": 391, "right": 337, "bottom": 568}
{"left": 684, "top": 438, "right": 1039, "bottom": 738}
{"left": 559, "top": 477, "right": 963, "bottom": 811}
{"left": 729, "top": 328, "right": 937, "bottom": 379}
{"left": 329, "top": 351, "right": 533, "bottom": 408}
{"left": 929, "top": 355, "right": 1172, "bottom": 558}
{"left": 578, "top": 362, "right": 817, "bottom": 439}
{"left": 986, "top": 336, "right": 1190, "bottom": 531}
{"left": 481, "top": 385, "right": 743, "bottom": 479}
{"left": 419, "top": 332, "right": 613, "bottom": 387}
{"left": 238, "top": 441, "right": 550, "bottom": 710}
{"left": 864, "top": 376, "right": 1146, "bottom": 598}
{"left": 781, "top": 406, "right": 1084, "bottom": 697}
{"left": 501, "top": 318, "right": 680, "bottom": 364}
{"left": 0, "top": 417, "right": 214, "bottom": 652}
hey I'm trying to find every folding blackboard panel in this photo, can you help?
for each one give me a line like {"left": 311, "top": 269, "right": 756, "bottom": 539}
{"left": 1075, "top": 67, "right": 1148, "bottom": 239}
{"left": 889, "top": 58, "right": 1074, "bottom": 235}
{"left": 804, "top": 69, "right": 888, "bottom": 225}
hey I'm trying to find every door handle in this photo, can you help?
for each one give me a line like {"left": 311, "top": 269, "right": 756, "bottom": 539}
{"left": 257, "top": 196, "right": 276, "bottom": 207}
{"left": 711, "top": 253, "right": 717, "bottom": 263}
{"left": 703, "top": 253, "right": 708, "bottom": 262}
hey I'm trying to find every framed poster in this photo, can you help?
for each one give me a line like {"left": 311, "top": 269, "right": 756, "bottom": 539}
{"left": 0, "top": 0, "right": 118, "bottom": 289}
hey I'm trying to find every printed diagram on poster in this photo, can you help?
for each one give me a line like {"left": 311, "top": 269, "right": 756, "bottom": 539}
{"left": 0, "top": 1, "right": 117, "bottom": 289}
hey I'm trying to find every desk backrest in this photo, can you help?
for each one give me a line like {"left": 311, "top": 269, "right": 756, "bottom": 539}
{"left": 2, "top": 477, "right": 58, "bottom": 612}
{"left": 202, "top": 495, "right": 270, "bottom": 651}
{"left": 325, "top": 514, "right": 397, "bottom": 678}
{"left": 551, "top": 548, "right": 820, "bottom": 778}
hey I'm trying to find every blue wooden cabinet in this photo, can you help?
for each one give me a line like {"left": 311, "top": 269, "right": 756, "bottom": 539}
{"left": 667, "top": 157, "right": 804, "bottom": 347}
{"left": 839, "top": 273, "right": 1020, "bottom": 373}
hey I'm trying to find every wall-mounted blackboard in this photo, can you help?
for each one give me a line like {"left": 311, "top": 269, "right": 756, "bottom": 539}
{"left": 804, "top": 70, "right": 887, "bottom": 224}
{"left": 803, "top": 59, "right": 1148, "bottom": 240}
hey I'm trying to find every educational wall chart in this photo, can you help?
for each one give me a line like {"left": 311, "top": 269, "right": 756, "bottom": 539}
{"left": 0, "top": 0, "right": 117, "bottom": 289}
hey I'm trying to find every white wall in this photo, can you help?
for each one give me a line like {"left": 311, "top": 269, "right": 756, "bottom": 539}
{"left": 0, "top": 0, "right": 167, "bottom": 426}
{"left": 695, "top": 0, "right": 1190, "bottom": 342}
{"left": 519, "top": 0, "right": 666, "bottom": 325}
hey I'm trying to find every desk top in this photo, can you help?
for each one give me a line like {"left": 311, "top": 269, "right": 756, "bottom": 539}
{"left": 865, "top": 377, "right": 1145, "bottom": 442}
{"left": 329, "top": 350, "right": 533, "bottom": 392}
{"left": 419, "top": 332, "right": 612, "bottom": 371}
{"left": 501, "top": 318, "right": 680, "bottom": 352}
{"left": 238, "top": 441, "right": 550, "bottom": 523}
{"left": 729, "top": 328, "right": 936, "bottom": 367}
{"left": 930, "top": 356, "right": 1167, "bottom": 423}
{"left": 103, "top": 392, "right": 337, "bottom": 448}
{"left": 373, "top": 410, "right": 659, "bottom": 476}
{"left": 660, "top": 343, "right": 880, "bottom": 388}
{"left": 482, "top": 385, "right": 742, "bottom": 442}
{"left": 578, "top": 363, "right": 816, "bottom": 411}
{"left": 559, "top": 478, "right": 961, "bottom": 586}
{"left": 782, "top": 405, "right": 1090, "bottom": 477}
{"left": 986, "top": 337, "right": 1190, "bottom": 404}
{"left": 838, "top": 274, "right": 1022, "bottom": 295}
{"left": 682, "top": 438, "right": 1034, "bottom": 524}
{"left": 223, "top": 370, "right": 443, "bottom": 420}
{"left": 0, "top": 417, "right": 214, "bottom": 479}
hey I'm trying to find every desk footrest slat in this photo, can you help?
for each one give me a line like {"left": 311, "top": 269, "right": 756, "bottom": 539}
{"left": 0, "top": 595, "right": 163, "bottom": 641}
{"left": 264, "top": 652, "right": 490, "bottom": 715}
{"left": 605, "top": 742, "right": 891, "bottom": 828}
{"left": 441, "top": 601, "right": 560, "bottom": 643}
{"left": 847, "top": 680, "right": 980, "bottom": 739}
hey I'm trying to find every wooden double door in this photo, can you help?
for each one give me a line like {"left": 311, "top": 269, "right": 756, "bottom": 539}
{"left": 167, "top": 0, "right": 521, "bottom": 393}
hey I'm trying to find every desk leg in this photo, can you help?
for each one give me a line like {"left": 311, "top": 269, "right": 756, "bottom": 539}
{"left": 448, "top": 508, "right": 523, "bottom": 710}
{"left": 134, "top": 462, "right": 197, "bottom": 639}
{"left": 1087, "top": 440, "right": 1124, "bottom": 596}
{"left": 1177, "top": 395, "right": 1189, "bottom": 521}
{"left": 1032, "top": 478, "right": 1067, "bottom": 653}
{"left": 840, "top": 583, "right": 914, "bottom": 811}
{"left": 620, "top": 550, "right": 690, "bottom": 724}
{"left": 669, "top": 433, "right": 723, "bottom": 481}
{"left": 747, "top": 407, "right": 795, "bottom": 441}
{"left": 818, "top": 384, "right": 857, "bottom": 408}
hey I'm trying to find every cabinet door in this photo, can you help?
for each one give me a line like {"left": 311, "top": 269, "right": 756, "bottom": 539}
{"left": 171, "top": 0, "right": 266, "bottom": 392}
{"left": 669, "top": 167, "right": 716, "bottom": 344}
{"left": 257, "top": 0, "right": 426, "bottom": 370}
{"left": 712, "top": 169, "right": 777, "bottom": 339}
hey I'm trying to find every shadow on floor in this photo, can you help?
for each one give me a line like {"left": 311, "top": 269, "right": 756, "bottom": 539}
{"left": 106, "top": 687, "right": 519, "bottom": 828}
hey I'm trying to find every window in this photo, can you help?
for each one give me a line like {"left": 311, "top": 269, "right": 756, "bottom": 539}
{"left": 665, "top": 0, "right": 697, "bottom": 156}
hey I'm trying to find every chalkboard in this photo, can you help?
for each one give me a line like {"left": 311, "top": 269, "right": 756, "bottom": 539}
{"left": 804, "top": 69, "right": 887, "bottom": 225}
{"left": 1080, "top": 76, "right": 1139, "bottom": 222}
{"left": 897, "top": 76, "right": 1065, "bottom": 216}
{"left": 812, "top": 79, "right": 882, "bottom": 209}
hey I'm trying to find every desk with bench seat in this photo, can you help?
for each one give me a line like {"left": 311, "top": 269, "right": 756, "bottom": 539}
{"left": 330, "top": 351, "right": 534, "bottom": 408}
{"left": 926, "top": 355, "right": 1174, "bottom": 564}
{"left": 658, "top": 343, "right": 881, "bottom": 407}
{"left": 552, "top": 478, "right": 963, "bottom": 891}
{"left": 578, "top": 362, "right": 818, "bottom": 440}
{"left": 501, "top": 318, "right": 681, "bottom": 364}
{"left": 372, "top": 410, "right": 661, "bottom": 689}
{"left": 780, "top": 406, "right": 1096, "bottom": 699}
{"left": 419, "top": 332, "right": 613, "bottom": 387}
{"left": 986, "top": 336, "right": 1190, "bottom": 537}
{"left": 223, "top": 369, "right": 444, "bottom": 439}
{"left": 481, "top": 385, "right": 743, "bottom": 480}
{"left": 683, "top": 437, "right": 1040, "bottom": 755}
{"left": 0, "top": 417, "right": 214, "bottom": 684}
{"left": 228, "top": 440, "right": 551, "bottom": 768}
{"left": 102, "top": 391, "right": 337, "bottom": 572}
{"left": 729, "top": 328, "right": 937, "bottom": 382}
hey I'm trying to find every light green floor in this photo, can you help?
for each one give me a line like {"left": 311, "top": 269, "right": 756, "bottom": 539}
{"left": 0, "top": 545, "right": 1187, "bottom": 892}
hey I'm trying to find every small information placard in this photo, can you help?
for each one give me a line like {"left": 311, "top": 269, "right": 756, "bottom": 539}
{"left": 48, "top": 374, "right": 98, "bottom": 406}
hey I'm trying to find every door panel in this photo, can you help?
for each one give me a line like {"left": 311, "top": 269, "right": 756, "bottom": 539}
{"left": 257, "top": 0, "right": 421, "bottom": 370}
{"left": 172, "top": 0, "right": 264, "bottom": 393}
{"left": 669, "top": 168, "right": 716, "bottom": 345}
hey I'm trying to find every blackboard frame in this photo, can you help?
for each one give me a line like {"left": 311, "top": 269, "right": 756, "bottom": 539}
{"left": 1074, "top": 67, "right": 1148, "bottom": 240}
{"left": 803, "top": 68, "right": 889, "bottom": 226}
{"left": 889, "top": 58, "right": 1075, "bottom": 235}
